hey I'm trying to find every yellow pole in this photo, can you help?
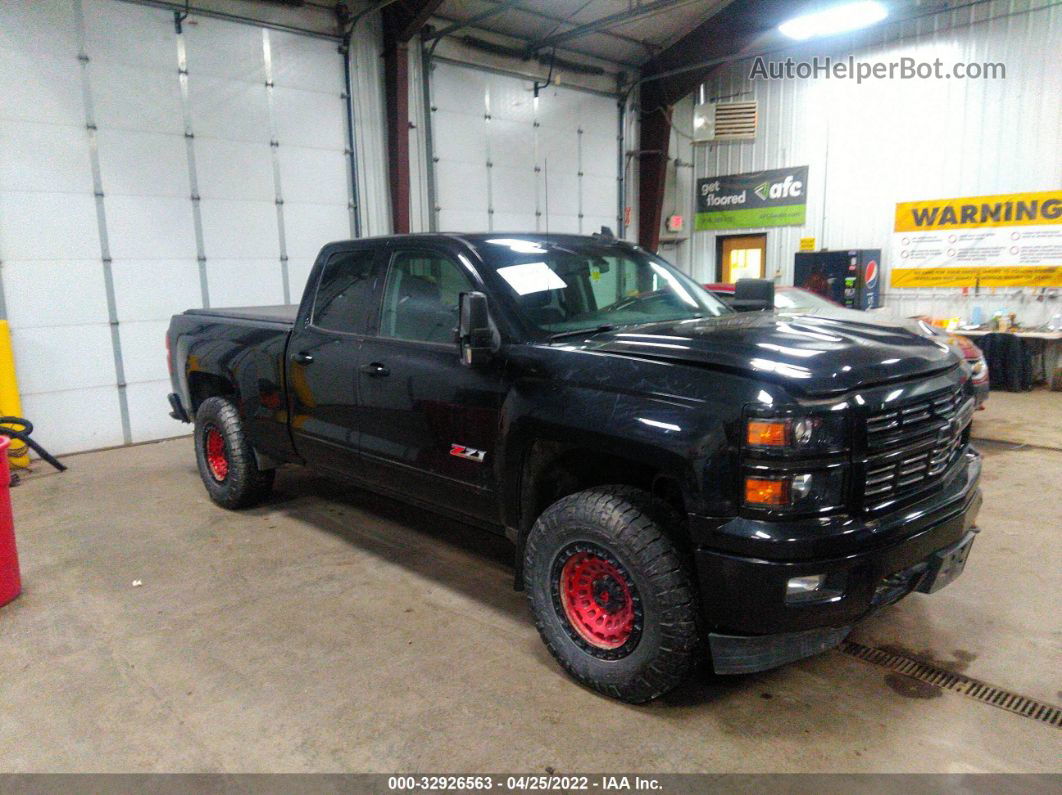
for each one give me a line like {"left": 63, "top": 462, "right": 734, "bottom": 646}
{"left": 0, "top": 320, "right": 29, "bottom": 469}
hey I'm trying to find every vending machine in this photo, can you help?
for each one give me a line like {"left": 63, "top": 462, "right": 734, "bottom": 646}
{"left": 793, "top": 249, "right": 881, "bottom": 309}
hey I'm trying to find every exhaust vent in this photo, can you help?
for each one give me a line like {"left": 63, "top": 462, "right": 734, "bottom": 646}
{"left": 693, "top": 101, "right": 758, "bottom": 142}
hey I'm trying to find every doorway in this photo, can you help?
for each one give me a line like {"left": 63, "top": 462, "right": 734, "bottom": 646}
{"left": 716, "top": 234, "right": 767, "bottom": 282}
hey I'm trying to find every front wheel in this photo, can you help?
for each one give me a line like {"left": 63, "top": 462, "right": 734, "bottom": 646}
{"left": 194, "top": 396, "right": 274, "bottom": 509}
{"left": 524, "top": 486, "right": 701, "bottom": 703}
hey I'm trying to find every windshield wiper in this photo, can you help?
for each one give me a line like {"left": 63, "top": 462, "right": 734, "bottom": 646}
{"left": 547, "top": 324, "right": 617, "bottom": 342}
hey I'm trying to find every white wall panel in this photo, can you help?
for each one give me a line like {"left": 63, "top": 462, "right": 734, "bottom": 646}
{"left": 0, "top": 2, "right": 79, "bottom": 56}
{"left": 283, "top": 203, "right": 351, "bottom": 260}
{"left": 91, "top": 62, "right": 184, "bottom": 134}
{"left": 119, "top": 320, "right": 171, "bottom": 384}
{"left": 430, "top": 61, "right": 620, "bottom": 235}
{"left": 20, "top": 387, "right": 125, "bottom": 453}
{"left": 199, "top": 199, "right": 279, "bottom": 260}
{"left": 206, "top": 259, "right": 285, "bottom": 307}
{"left": 111, "top": 259, "right": 202, "bottom": 322}
{"left": 188, "top": 77, "right": 271, "bottom": 143}
{"left": 286, "top": 258, "right": 316, "bottom": 296}
{"left": 491, "top": 166, "right": 536, "bottom": 215}
{"left": 96, "top": 129, "right": 189, "bottom": 198}
{"left": 688, "top": 0, "right": 1062, "bottom": 326}
{"left": 537, "top": 126, "right": 579, "bottom": 174}
{"left": 273, "top": 87, "right": 346, "bottom": 150}
{"left": 83, "top": 0, "right": 175, "bottom": 70}
{"left": 194, "top": 139, "right": 275, "bottom": 201}
{"left": 2, "top": 260, "right": 110, "bottom": 330}
{"left": 489, "top": 119, "right": 535, "bottom": 172}
{"left": 270, "top": 29, "right": 341, "bottom": 92}
{"left": 583, "top": 176, "right": 619, "bottom": 222}
{"left": 438, "top": 209, "right": 490, "bottom": 233}
{"left": 0, "top": 49, "right": 84, "bottom": 127}
{"left": 105, "top": 196, "right": 197, "bottom": 260}
{"left": 0, "top": 122, "right": 93, "bottom": 194}
{"left": 0, "top": 0, "right": 360, "bottom": 454}
{"left": 278, "top": 147, "right": 348, "bottom": 205}
{"left": 542, "top": 173, "right": 580, "bottom": 217}
{"left": 432, "top": 110, "right": 487, "bottom": 165}
{"left": 126, "top": 380, "right": 181, "bottom": 443}
{"left": 0, "top": 192, "right": 100, "bottom": 260}
{"left": 11, "top": 324, "right": 117, "bottom": 393}
{"left": 184, "top": 17, "right": 266, "bottom": 83}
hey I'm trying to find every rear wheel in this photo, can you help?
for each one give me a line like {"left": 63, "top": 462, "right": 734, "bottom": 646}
{"left": 194, "top": 396, "right": 274, "bottom": 509}
{"left": 524, "top": 486, "right": 701, "bottom": 703}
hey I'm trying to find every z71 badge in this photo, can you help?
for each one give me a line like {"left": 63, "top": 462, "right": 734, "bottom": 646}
{"left": 450, "top": 444, "right": 486, "bottom": 463}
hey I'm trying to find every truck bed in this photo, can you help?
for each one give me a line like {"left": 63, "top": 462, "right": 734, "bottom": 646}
{"left": 184, "top": 304, "right": 298, "bottom": 326}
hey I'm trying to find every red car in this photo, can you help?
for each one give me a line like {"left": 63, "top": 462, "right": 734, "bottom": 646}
{"left": 706, "top": 284, "right": 989, "bottom": 407}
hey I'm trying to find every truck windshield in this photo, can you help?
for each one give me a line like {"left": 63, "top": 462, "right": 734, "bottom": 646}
{"left": 478, "top": 238, "right": 731, "bottom": 335}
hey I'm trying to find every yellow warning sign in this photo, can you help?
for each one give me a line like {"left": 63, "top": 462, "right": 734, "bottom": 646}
{"left": 891, "top": 190, "right": 1062, "bottom": 288}
{"left": 894, "top": 191, "right": 1062, "bottom": 232}
{"left": 890, "top": 266, "right": 1062, "bottom": 288}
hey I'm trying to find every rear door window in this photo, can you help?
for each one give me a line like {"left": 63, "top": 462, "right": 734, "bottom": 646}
{"left": 312, "top": 248, "right": 378, "bottom": 334}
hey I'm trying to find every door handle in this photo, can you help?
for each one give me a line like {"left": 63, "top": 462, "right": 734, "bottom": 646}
{"left": 293, "top": 351, "right": 314, "bottom": 365}
{"left": 359, "top": 362, "right": 390, "bottom": 377}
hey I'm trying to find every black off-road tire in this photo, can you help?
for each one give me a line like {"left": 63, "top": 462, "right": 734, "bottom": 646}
{"left": 194, "top": 396, "right": 275, "bottom": 509}
{"left": 524, "top": 486, "right": 701, "bottom": 703}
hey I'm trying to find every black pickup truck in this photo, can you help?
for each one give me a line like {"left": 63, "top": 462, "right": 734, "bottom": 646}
{"left": 167, "top": 232, "right": 982, "bottom": 702}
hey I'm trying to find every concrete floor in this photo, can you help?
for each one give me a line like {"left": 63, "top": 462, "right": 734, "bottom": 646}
{"left": 1, "top": 391, "right": 1060, "bottom": 773}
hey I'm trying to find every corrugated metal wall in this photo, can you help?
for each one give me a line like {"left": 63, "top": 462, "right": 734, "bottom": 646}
{"left": 686, "top": 0, "right": 1062, "bottom": 324}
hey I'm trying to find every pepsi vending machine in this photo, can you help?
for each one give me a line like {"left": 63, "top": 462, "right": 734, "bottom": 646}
{"left": 793, "top": 249, "right": 881, "bottom": 309}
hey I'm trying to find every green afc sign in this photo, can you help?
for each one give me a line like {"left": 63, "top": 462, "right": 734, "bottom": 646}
{"left": 696, "top": 166, "right": 809, "bottom": 230}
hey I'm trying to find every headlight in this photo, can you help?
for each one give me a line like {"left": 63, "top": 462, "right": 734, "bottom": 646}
{"left": 744, "top": 413, "right": 847, "bottom": 455}
{"left": 743, "top": 467, "right": 846, "bottom": 512}
{"left": 970, "top": 356, "right": 988, "bottom": 380}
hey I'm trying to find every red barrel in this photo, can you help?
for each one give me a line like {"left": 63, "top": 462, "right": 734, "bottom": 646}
{"left": 0, "top": 436, "right": 21, "bottom": 607}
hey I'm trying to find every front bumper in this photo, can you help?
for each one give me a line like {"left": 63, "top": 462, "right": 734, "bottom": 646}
{"left": 693, "top": 449, "right": 982, "bottom": 673}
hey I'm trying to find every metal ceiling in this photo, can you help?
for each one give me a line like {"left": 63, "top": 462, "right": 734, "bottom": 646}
{"left": 427, "top": 0, "right": 733, "bottom": 66}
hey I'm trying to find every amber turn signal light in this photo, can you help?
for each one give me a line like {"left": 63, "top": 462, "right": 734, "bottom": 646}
{"left": 745, "top": 476, "right": 789, "bottom": 507}
{"left": 747, "top": 419, "right": 788, "bottom": 447}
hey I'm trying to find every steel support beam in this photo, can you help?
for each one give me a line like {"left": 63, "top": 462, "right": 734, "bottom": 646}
{"left": 382, "top": 0, "right": 443, "bottom": 234}
{"left": 383, "top": 37, "right": 411, "bottom": 234}
{"left": 637, "top": 108, "right": 672, "bottom": 253}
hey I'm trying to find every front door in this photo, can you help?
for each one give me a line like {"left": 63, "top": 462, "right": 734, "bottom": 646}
{"left": 356, "top": 245, "right": 503, "bottom": 522}
{"left": 719, "top": 233, "right": 767, "bottom": 282}
{"left": 287, "top": 244, "right": 380, "bottom": 475}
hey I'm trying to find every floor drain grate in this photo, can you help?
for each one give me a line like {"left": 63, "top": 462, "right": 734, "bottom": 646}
{"left": 841, "top": 641, "right": 1062, "bottom": 727}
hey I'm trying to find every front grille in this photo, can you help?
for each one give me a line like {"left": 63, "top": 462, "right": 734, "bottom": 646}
{"left": 862, "top": 384, "right": 972, "bottom": 509}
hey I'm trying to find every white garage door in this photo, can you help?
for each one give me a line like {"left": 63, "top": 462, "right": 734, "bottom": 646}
{"left": 430, "top": 61, "right": 619, "bottom": 236}
{"left": 0, "top": 0, "right": 354, "bottom": 455}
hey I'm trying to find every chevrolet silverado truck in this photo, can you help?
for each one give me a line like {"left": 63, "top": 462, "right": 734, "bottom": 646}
{"left": 166, "top": 232, "right": 982, "bottom": 703}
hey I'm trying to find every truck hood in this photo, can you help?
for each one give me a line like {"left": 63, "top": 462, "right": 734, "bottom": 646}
{"left": 573, "top": 311, "right": 957, "bottom": 397}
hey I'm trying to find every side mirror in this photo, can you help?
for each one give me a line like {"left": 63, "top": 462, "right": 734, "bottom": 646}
{"left": 731, "top": 278, "right": 775, "bottom": 312}
{"left": 458, "top": 291, "right": 494, "bottom": 367}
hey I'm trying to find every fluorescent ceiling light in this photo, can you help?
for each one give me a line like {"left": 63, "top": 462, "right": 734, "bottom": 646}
{"left": 779, "top": 1, "right": 888, "bottom": 41}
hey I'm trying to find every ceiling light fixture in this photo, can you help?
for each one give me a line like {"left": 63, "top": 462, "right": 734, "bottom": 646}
{"left": 779, "top": 1, "right": 888, "bottom": 41}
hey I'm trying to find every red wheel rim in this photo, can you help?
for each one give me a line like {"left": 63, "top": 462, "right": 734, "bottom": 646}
{"left": 559, "top": 550, "right": 636, "bottom": 649}
{"left": 205, "top": 426, "right": 228, "bottom": 481}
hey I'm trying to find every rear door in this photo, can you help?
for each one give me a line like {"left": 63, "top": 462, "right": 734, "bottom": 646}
{"left": 287, "top": 242, "right": 381, "bottom": 475}
{"left": 356, "top": 242, "right": 504, "bottom": 522}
